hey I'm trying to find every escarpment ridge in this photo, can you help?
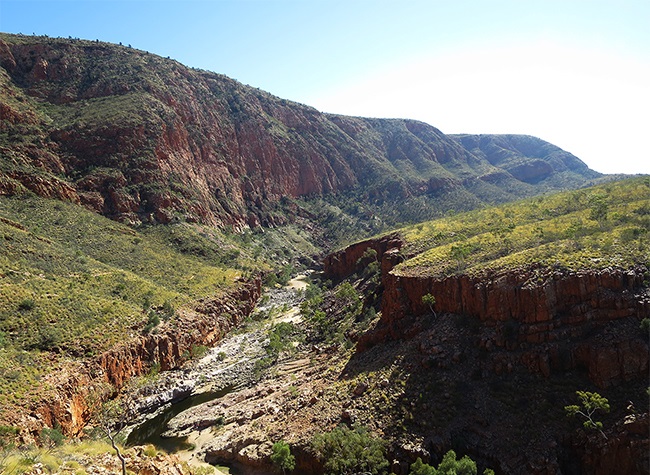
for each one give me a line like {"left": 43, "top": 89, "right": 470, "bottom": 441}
{"left": 1, "top": 33, "right": 603, "bottom": 229}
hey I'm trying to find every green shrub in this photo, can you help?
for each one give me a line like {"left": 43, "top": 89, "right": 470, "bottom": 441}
{"left": 409, "top": 450, "right": 481, "bottom": 475}
{"left": 312, "top": 424, "right": 389, "bottom": 475}
{"left": 143, "top": 311, "right": 160, "bottom": 333}
{"left": 190, "top": 345, "right": 209, "bottom": 359}
{"left": 271, "top": 440, "right": 295, "bottom": 475}
{"left": 641, "top": 317, "right": 650, "bottom": 334}
{"left": 40, "top": 426, "right": 65, "bottom": 448}
{"left": 142, "top": 444, "right": 157, "bottom": 457}
{"left": 18, "top": 298, "right": 35, "bottom": 311}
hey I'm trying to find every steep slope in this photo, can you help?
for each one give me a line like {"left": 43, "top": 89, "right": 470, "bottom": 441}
{"left": 0, "top": 193, "right": 269, "bottom": 436}
{"left": 0, "top": 33, "right": 603, "bottom": 230}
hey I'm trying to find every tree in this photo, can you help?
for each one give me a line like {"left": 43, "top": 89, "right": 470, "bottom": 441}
{"left": 564, "top": 390, "right": 610, "bottom": 438}
{"left": 271, "top": 440, "right": 296, "bottom": 475}
{"left": 312, "top": 424, "right": 389, "bottom": 475}
{"left": 421, "top": 293, "right": 437, "bottom": 318}
{"left": 90, "top": 384, "right": 138, "bottom": 475}
{"left": 410, "top": 457, "right": 437, "bottom": 475}
{"left": 436, "top": 450, "right": 476, "bottom": 475}
{"left": 450, "top": 242, "right": 472, "bottom": 271}
{"left": 588, "top": 194, "right": 609, "bottom": 228}
{"left": 409, "top": 451, "right": 494, "bottom": 475}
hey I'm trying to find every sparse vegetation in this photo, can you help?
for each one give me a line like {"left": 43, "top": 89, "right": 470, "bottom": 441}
{"left": 410, "top": 451, "right": 478, "bottom": 475}
{"left": 398, "top": 178, "right": 650, "bottom": 276}
{"left": 0, "top": 31, "right": 647, "bottom": 475}
{"left": 565, "top": 390, "right": 611, "bottom": 438}
{"left": 0, "top": 195, "right": 252, "bottom": 410}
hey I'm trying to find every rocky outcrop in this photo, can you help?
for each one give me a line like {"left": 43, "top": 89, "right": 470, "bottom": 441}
{"left": 373, "top": 265, "right": 649, "bottom": 387}
{"left": 323, "top": 233, "right": 404, "bottom": 281}
{"left": 325, "top": 234, "right": 649, "bottom": 388}
{"left": 32, "top": 277, "right": 261, "bottom": 437}
{"left": 569, "top": 412, "right": 649, "bottom": 475}
{"left": 0, "top": 34, "right": 603, "bottom": 228}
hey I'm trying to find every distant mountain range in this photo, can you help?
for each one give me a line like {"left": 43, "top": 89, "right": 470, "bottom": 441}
{"left": 0, "top": 33, "right": 604, "bottom": 229}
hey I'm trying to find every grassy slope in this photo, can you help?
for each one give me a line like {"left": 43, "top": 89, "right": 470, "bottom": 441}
{"left": 0, "top": 194, "right": 257, "bottom": 408}
{"left": 394, "top": 176, "right": 650, "bottom": 277}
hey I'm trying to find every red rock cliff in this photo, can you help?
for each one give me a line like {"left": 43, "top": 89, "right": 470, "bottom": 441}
{"left": 323, "top": 233, "right": 404, "bottom": 281}
{"left": 377, "top": 265, "right": 649, "bottom": 387}
{"left": 0, "top": 34, "right": 602, "bottom": 228}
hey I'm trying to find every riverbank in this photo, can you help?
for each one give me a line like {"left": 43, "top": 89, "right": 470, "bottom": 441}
{"left": 124, "top": 274, "right": 313, "bottom": 472}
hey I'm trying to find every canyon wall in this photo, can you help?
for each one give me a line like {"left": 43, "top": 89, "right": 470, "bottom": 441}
{"left": 323, "top": 232, "right": 403, "bottom": 281}
{"left": 324, "top": 237, "right": 649, "bottom": 474}
{"left": 379, "top": 265, "right": 648, "bottom": 388}
{"left": 327, "top": 237, "right": 649, "bottom": 388}
{"left": 28, "top": 277, "right": 261, "bottom": 437}
{"left": 1, "top": 34, "right": 602, "bottom": 229}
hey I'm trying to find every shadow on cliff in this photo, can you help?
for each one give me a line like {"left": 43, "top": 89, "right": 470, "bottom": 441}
{"left": 340, "top": 309, "right": 649, "bottom": 475}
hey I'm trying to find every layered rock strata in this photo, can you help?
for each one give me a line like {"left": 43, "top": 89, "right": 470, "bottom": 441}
{"left": 327, "top": 237, "right": 649, "bottom": 387}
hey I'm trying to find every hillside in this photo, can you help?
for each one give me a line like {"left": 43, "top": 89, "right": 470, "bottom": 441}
{"left": 1, "top": 33, "right": 603, "bottom": 235}
{"left": 0, "top": 194, "right": 253, "bottom": 420}
{"left": 1, "top": 32, "right": 647, "bottom": 475}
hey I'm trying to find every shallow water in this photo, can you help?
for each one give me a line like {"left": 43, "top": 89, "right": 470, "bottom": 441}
{"left": 127, "top": 388, "right": 231, "bottom": 452}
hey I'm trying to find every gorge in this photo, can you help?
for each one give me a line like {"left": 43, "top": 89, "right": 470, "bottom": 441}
{"left": 0, "top": 32, "right": 648, "bottom": 475}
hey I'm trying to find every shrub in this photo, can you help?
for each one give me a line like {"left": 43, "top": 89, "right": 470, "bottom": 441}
{"left": 641, "top": 317, "right": 650, "bottom": 334}
{"left": 18, "top": 298, "right": 35, "bottom": 311}
{"left": 143, "top": 311, "right": 160, "bottom": 333}
{"left": 409, "top": 450, "right": 485, "bottom": 475}
{"left": 143, "top": 444, "right": 157, "bottom": 457}
{"left": 312, "top": 424, "right": 389, "bottom": 475}
{"left": 161, "top": 300, "right": 175, "bottom": 321}
{"left": 40, "top": 426, "right": 65, "bottom": 448}
{"left": 270, "top": 440, "right": 295, "bottom": 475}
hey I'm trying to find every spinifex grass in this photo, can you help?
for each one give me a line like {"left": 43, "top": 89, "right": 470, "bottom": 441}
{"left": 396, "top": 177, "right": 649, "bottom": 277}
{"left": 0, "top": 195, "right": 245, "bottom": 407}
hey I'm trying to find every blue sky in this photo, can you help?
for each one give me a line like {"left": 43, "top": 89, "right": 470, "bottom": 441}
{"left": 1, "top": 0, "right": 649, "bottom": 174}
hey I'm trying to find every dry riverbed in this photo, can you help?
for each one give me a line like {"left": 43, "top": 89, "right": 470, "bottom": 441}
{"left": 125, "top": 274, "right": 320, "bottom": 472}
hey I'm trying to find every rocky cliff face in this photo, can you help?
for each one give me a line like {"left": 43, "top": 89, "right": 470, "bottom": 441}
{"left": 20, "top": 277, "right": 261, "bottom": 438}
{"left": 0, "top": 34, "right": 603, "bottom": 229}
{"left": 323, "top": 237, "right": 649, "bottom": 474}
{"left": 329, "top": 236, "right": 649, "bottom": 387}
{"left": 323, "top": 232, "right": 403, "bottom": 281}
{"left": 380, "top": 264, "right": 648, "bottom": 388}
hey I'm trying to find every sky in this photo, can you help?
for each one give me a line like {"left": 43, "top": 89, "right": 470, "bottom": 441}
{"left": 1, "top": 0, "right": 649, "bottom": 174}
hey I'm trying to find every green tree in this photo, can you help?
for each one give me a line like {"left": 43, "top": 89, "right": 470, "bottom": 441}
{"left": 436, "top": 450, "right": 477, "bottom": 475}
{"left": 421, "top": 293, "right": 437, "bottom": 318}
{"left": 450, "top": 242, "right": 472, "bottom": 271}
{"left": 410, "top": 457, "right": 437, "bottom": 475}
{"left": 271, "top": 440, "right": 296, "bottom": 475}
{"left": 409, "top": 450, "right": 489, "bottom": 475}
{"left": 565, "top": 390, "right": 610, "bottom": 438}
{"left": 588, "top": 194, "right": 609, "bottom": 227}
{"left": 312, "top": 425, "right": 389, "bottom": 475}
{"left": 40, "top": 426, "right": 65, "bottom": 449}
